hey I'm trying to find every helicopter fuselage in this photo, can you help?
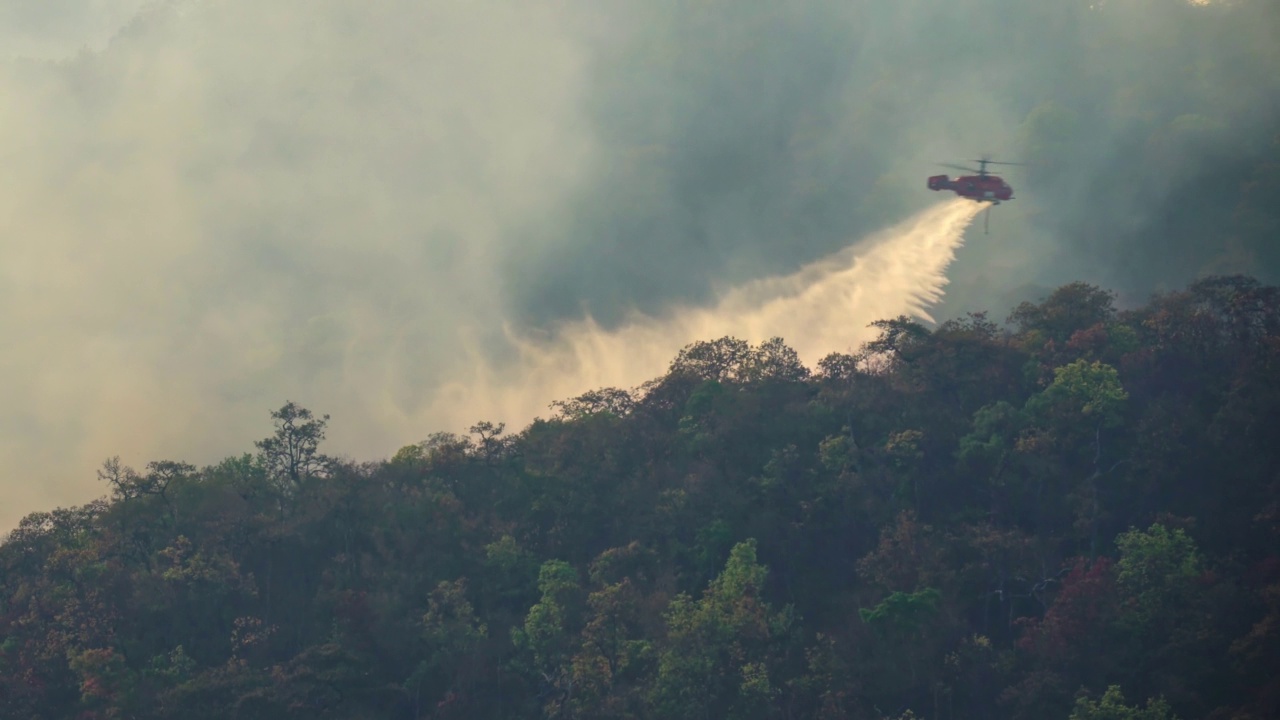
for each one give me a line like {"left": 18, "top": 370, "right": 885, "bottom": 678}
{"left": 927, "top": 173, "right": 1014, "bottom": 203}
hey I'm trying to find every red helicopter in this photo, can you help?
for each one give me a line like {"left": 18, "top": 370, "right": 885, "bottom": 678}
{"left": 927, "top": 157, "right": 1022, "bottom": 203}
{"left": 927, "top": 157, "right": 1024, "bottom": 233}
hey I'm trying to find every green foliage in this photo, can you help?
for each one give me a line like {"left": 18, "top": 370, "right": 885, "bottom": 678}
{"left": 1114, "top": 524, "right": 1202, "bottom": 627}
{"left": 512, "top": 559, "right": 586, "bottom": 717}
{"left": 485, "top": 534, "right": 533, "bottom": 572}
{"left": 865, "top": 316, "right": 931, "bottom": 363}
{"left": 670, "top": 337, "right": 754, "bottom": 382}
{"left": 671, "top": 336, "right": 811, "bottom": 384}
{"left": 423, "top": 579, "right": 488, "bottom": 650}
{"left": 818, "top": 430, "right": 857, "bottom": 473}
{"left": 146, "top": 645, "right": 196, "bottom": 684}
{"left": 1069, "top": 685, "right": 1179, "bottom": 720}
{"left": 68, "top": 646, "right": 136, "bottom": 714}
{"left": 858, "top": 588, "right": 942, "bottom": 633}
{"left": 651, "top": 539, "right": 795, "bottom": 720}
{"left": 1027, "top": 360, "right": 1129, "bottom": 428}
{"left": 2, "top": 277, "right": 1279, "bottom": 719}
{"left": 959, "top": 401, "right": 1023, "bottom": 467}
{"left": 884, "top": 430, "right": 924, "bottom": 469}
{"left": 568, "top": 575, "right": 655, "bottom": 718}
{"left": 1010, "top": 283, "right": 1117, "bottom": 345}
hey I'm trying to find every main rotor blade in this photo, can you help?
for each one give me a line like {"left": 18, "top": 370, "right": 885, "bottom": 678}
{"left": 940, "top": 163, "right": 981, "bottom": 173}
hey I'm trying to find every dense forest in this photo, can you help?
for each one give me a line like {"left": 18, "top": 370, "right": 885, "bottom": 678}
{"left": 3, "top": 275, "right": 1279, "bottom": 719}
{"left": 3, "top": 3, "right": 1279, "bottom": 718}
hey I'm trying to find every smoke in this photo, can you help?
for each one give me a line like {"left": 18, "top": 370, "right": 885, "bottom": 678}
{"left": 0, "top": 0, "right": 148, "bottom": 59}
{"left": 0, "top": 0, "right": 597, "bottom": 529}
{"left": 1, "top": 0, "right": 1276, "bottom": 531}
{"left": 417, "top": 199, "right": 982, "bottom": 434}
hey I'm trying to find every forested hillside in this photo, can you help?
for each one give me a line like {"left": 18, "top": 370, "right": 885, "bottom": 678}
{"left": 3, "top": 276, "right": 1279, "bottom": 719}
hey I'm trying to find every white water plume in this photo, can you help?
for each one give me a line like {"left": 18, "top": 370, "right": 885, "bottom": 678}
{"left": 415, "top": 199, "right": 983, "bottom": 432}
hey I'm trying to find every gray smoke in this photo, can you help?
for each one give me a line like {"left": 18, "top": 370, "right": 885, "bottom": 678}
{"left": 1, "top": 0, "right": 1277, "bottom": 530}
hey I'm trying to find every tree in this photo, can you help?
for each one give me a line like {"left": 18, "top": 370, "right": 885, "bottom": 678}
{"left": 1015, "top": 556, "right": 1120, "bottom": 700}
{"left": 550, "top": 388, "right": 636, "bottom": 420}
{"left": 4, "top": 275, "right": 1280, "bottom": 719}
{"left": 1022, "top": 360, "right": 1130, "bottom": 551}
{"left": 407, "top": 579, "right": 489, "bottom": 717}
{"left": 1114, "top": 523, "right": 1202, "bottom": 630}
{"left": 68, "top": 646, "right": 137, "bottom": 718}
{"left": 858, "top": 587, "right": 944, "bottom": 693}
{"left": 651, "top": 539, "right": 796, "bottom": 720}
{"left": 1026, "top": 360, "right": 1128, "bottom": 431}
{"left": 254, "top": 402, "right": 331, "bottom": 489}
{"left": 1068, "top": 685, "right": 1178, "bottom": 720}
{"left": 669, "top": 337, "right": 754, "bottom": 383}
{"left": 1010, "top": 283, "right": 1117, "bottom": 346}
{"left": 567, "top": 577, "right": 654, "bottom": 719}
{"left": 98, "top": 457, "right": 194, "bottom": 503}
{"left": 863, "top": 317, "right": 931, "bottom": 370}
{"left": 512, "top": 560, "right": 585, "bottom": 717}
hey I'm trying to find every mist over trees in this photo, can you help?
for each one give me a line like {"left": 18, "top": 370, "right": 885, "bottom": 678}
{"left": 3, "top": 275, "right": 1280, "bottom": 719}
{"left": 2, "top": 2, "right": 1279, "bottom": 715}
{"left": 1, "top": 0, "right": 1277, "bottom": 528}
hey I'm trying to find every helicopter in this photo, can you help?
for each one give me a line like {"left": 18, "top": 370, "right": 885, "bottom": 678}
{"left": 926, "top": 157, "right": 1025, "bottom": 233}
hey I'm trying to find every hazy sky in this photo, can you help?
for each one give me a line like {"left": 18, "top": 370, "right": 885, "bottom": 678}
{"left": 2, "top": 0, "right": 1276, "bottom": 530}
{"left": 0, "top": 0, "right": 148, "bottom": 58}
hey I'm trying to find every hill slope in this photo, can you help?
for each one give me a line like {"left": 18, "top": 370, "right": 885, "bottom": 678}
{"left": 3, "top": 276, "right": 1279, "bottom": 719}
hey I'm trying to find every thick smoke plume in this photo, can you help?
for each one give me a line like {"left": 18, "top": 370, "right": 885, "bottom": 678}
{"left": 1, "top": 0, "right": 1276, "bottom": 530}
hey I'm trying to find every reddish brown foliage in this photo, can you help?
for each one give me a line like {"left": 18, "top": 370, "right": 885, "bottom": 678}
{"left": 1017, "top": 556, "right": 1117, "bottom": 664}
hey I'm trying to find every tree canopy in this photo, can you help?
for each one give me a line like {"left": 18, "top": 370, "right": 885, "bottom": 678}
{"left": 3, "top": 275, "right": 1279, "bottom": 719}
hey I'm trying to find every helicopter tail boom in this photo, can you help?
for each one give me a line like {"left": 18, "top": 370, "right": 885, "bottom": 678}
{"left": 927, "top": 174, "right": 954, "bottom": 191}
